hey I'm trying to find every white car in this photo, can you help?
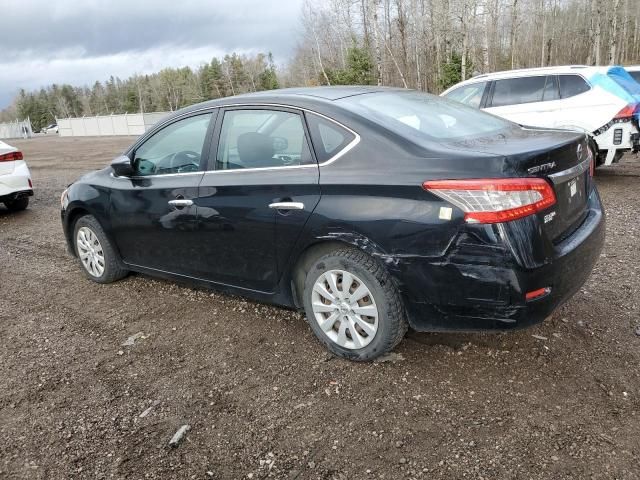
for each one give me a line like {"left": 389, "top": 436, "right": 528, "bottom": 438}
{"left": 442, "top": 65, "right": 640, "bottom": 167}
{"left": 0, "top": 140, "right": 33, "bottom": 211}
{"left": 42, "top": 123, "right": 58, "bottom": 134}
{"left": 626, "top": 66, "right": 640, "bottom": 83}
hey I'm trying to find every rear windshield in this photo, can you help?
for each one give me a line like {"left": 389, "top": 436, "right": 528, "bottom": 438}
{"left": 338, "top": 90, "right": 512, "bottom": 142}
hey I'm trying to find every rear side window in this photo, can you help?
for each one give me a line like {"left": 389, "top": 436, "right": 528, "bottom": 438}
{"left": 444, "top": 82, "right": 487, "bottom": 108}
{"left": 490, "top": 76, "right": 547, "bottom": 107}
{"left": 558, "top": 75, "right": 590, "bottom": 98}
{"left": 306, "top": 113, "right": 355, "bottom": 163}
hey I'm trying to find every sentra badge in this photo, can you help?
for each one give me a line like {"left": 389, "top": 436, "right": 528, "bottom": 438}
{"left": 528, "top": 162, "right": 556, "bottom": 174}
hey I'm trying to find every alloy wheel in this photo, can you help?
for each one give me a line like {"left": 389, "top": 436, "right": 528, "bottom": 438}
{"left": 76, "top": 226, "right": 105, "bottom": 278}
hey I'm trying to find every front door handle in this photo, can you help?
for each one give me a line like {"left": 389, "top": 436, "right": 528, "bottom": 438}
{"left": 268, "top": 202, "right": 305, "bottom": 211}
{"left": 168, "top": 199, "right": 194, "bottom": 208}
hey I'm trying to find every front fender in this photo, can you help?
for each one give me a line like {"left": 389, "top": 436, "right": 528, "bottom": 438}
{"left": 62, "top": 172, "right": 116, "bottom": 257}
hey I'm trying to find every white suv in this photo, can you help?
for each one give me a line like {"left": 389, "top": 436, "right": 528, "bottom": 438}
{"left": 0, "top": 140, "right": 33, "bottom": 211}
{"left": 442, "top": 66, "right": 640, "bottom": 167}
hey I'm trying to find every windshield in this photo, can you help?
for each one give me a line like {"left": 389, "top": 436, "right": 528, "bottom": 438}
{"left": 339, "top": 90, "right": 513, "bottom": 142}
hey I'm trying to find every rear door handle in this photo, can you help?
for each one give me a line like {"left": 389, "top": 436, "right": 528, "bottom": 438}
{"left": 268, "top": 202, "right": 305, "bottom": 211}
{"left": 168, "top": 199, "right": 194, "bottom": 207}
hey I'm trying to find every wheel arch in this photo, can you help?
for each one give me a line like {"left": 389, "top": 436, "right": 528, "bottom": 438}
{"left": 64, "top": 206, "right": 92, "bottom": 256}
{"left": 64, "top": 204, "right": 122, "bottom": 262}
{"left": 288, "top": 233, "right": 390, "bottom": 309}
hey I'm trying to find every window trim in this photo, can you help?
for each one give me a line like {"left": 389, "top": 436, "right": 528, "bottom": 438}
{"left": 202, "top": 104, "right": 360, "bottom": 174}
{"left": 123, "top": 103, "right": 361, "bottom": 176}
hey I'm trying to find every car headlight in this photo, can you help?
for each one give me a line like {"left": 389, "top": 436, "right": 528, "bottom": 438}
{"left": 61, "top": 188, "right": 69, "bottom": 210}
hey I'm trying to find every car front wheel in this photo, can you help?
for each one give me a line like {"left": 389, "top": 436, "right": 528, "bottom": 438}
{"left": 303, "top": 248, "right": 408, "bottom": 361}
{"left": 73, "top": 215, "right": 128, "bottom": 284}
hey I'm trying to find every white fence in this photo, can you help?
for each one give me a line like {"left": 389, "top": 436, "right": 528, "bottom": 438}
{"left": 0, "top": 119, "right": 34, "bottom": 139}
{"left": 56, "top": 112, "right": 170, "bottom": 137}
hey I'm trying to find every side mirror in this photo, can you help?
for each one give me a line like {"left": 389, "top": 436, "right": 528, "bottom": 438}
{"left": 110, "top": 155, "right": 134, "bottom": 177}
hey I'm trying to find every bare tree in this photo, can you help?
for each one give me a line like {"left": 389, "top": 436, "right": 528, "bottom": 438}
{"left": 609, "top": 0, "right": 621, "bottom": 65}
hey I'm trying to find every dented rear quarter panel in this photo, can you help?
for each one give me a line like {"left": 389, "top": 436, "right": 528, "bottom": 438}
{"left": 286, "top": 116, "right": 601, "bottom": 331}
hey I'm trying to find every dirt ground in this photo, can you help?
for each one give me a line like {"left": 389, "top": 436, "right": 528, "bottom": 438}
{"left": 0, "top": 136, "right": 639, "bottom": 480}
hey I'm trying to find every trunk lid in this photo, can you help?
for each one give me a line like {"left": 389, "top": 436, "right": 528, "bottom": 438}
{"left": 443, "top": 126, "right": 591, "bottom": 242}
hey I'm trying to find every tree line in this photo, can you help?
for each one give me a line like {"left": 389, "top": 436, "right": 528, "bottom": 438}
{"left": 1, "top": 53, "right": 278, "bottom": 131}
{"left": 3, "top": 0, "right": 640, "bottom": 131}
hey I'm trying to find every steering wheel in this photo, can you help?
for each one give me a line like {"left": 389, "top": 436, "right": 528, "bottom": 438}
{"left": 168, "top": 150, "right": 201, "bottom": 173}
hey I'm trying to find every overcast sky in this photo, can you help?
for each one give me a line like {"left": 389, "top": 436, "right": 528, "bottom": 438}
{"left": 0, "top": 0, "right": 305, "bottom": 108}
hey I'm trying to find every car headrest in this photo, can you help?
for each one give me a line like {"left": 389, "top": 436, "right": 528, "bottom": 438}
{"left": 237, "top": 132, "right": 274, "bottom": 168}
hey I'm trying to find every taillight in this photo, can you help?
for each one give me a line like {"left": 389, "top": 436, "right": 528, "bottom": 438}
{"left": 614, "top": 104, "right": 637, "bottom": 120}
{"left": 423, "top": 178, "right": 556, "bottom": 224}
{"left": 0, "top": 151, "right": 23, "bottom": 162}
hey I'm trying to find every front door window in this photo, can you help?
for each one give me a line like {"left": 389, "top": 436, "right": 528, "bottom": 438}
{"left": 133, "top": 113, "right": 213, "bottom": 176}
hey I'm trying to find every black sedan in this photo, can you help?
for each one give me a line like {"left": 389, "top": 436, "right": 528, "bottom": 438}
{"left": 61, "top": 87, "right": 605, "bottom": 361}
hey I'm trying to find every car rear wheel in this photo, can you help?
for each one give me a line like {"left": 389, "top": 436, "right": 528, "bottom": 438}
{"left": 73, "top": 215, "right": 128, "bottom": 284}
{"left": 4, "top": 197, "right": 29, "bottom": 211}
{"left": 302, "top": 248, "right": 407, "bottom": 361}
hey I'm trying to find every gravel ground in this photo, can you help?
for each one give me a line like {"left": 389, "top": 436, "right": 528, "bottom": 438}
{"left": 0, "top": 136, "right": 639, "bottom": 479}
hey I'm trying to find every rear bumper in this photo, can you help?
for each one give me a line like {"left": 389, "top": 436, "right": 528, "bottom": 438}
{"left": 0, "top": 162, "right": 32, "bottom": 198}
{"left": 594, "top": 121, "right": 640, "bottom": 163}
{"left": 398, "top": 188, "right": 605, "bottom": 331}
{"left": 0, "top": 189, "right": 33, "bottom": 203}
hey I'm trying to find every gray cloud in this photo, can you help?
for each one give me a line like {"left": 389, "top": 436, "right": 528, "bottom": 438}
{"left": 0, "top": 0, "right": 304, "bottom": 108}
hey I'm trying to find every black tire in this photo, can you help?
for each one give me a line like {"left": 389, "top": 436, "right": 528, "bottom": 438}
{"left": 4, "top": 196, "right": 29, "bottom": 211}
{"left": 302, "top": 248, "right": 408, "bottom": 361}
{"left": 589, "top": 139, "right": 604, "bottom": 168}
{"left": 73, "top": 215, "right": 128, "bottom": 284}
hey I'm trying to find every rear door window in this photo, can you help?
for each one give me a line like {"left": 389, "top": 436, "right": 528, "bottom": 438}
{"left": 558, "top": 75, "right": 591, "bottom": 98}
{"left": 629, "top": 71, "right": 640, "bottom": 83}
{"left": 443, "top": 82, "right": 487, "bottom": 108}
{"left": 215, "top": 109, "right": 313, "bottom": 170}
{"left": 490, "top": 76, "right": 547, "bottom": 107}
